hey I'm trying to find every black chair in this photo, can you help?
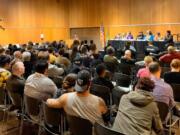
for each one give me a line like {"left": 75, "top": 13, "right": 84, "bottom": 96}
{"left": 118, "top": 63, "right": 134, "bottom": 75}
{"left": 113, "top": 72, "right": 131, "bottom": 87}
{"left": 20, "top": 95, "right": 43, "bottom": 135}
{"left": 90, "top": 84, "right": 111, "bottom": 106}
{"left": 170, "top": 83, "right": 180, "bottom": 102}
{"left": 161, "top": 67, "right": 170, "bottom": 78}
{"left": 49, "top": 76, "right": 63, "bottom": 89}
{"left": 66, "top": 115, "right": 92, "bottom": 135}
{"left": 112, "top": 87, "right": 129, "bottom": 108}
{"left": 94, "top": 122, "right": 125, "bottom": 135}
{"left": 104, "top": 62, "right": 118, "bottom": 73}
{"left": 156, "top": 101, "right": 169, "bottom": 123}
{"left": 42, "top": 101, "right": 64, "bottom": 135}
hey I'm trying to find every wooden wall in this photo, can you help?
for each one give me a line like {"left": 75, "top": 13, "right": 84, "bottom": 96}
{"left": 69, "top": 0, "right": 180, "bottom": 39}
{"left": 0, "top": 0, "right": 69, "bottom": 44}
{"left": 1, "top": 0, "right": 180, "bottom": 44}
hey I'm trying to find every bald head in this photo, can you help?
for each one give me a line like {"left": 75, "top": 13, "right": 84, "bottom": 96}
{"left": 12, "top": 61, "right": 25, "bottom": 77}
{"left": 124, "top": 50, "right": 132, "bottom": 59}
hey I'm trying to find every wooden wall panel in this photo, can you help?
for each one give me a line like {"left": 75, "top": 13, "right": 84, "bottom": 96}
{"left": 0, "top": 0, "right": 69, "bottom": 45}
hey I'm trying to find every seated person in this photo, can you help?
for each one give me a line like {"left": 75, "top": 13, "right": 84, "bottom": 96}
{"left": 92, "top": 64, "right": 114, "bottom": 91}
{"left": 164, "top": 59, "right": 180, "bottom": 84}
{"left": 136, "top": 31, "right": 146, "bottom": 40}
{"left": 126, "top": 32, "right": 133, "bottom": 40}
{"left": 145, "top": 41, "right": 159, "bottom": 56}
{"left": 103, "top": 46, "right": 119, "bottom": 65}
{"left": 6, "top": 61, "right": 25, "bottom": 108}
{"left": 122, "top": 42, "right": 136, "bottom": 59}
{"left": 54, "top": 73, "right": 77, "bottom": 98}
{"left": 121, "top": 50, "right": 135, "bottom": 65}
{"left": 164, "top": 30, "right": 174, "bottom": 44}
{"left": 159, "top": 46, "right": 180, "bottom": 64}
{"left": 113, "top": 77, "right": 163, "bottom": 135}
{"left": 146, "top": 30, "right": 154, "bottom": 41}
{"left": 38, "top": 51, "right": 64, "bottom": 78}
{"left": 0, "top": 55, "right": 11, "bottom": 89}
{"left": 24, "top": 60, "right": 57, "bottom": 101}
{"left": 47, "top": 70, "right": 108, "bottom": 124}
{"left": 149, "top": 62, "right": 175, "bottom": 108}
{"left": 56, "top": 48, "right": 71, "bottom": 69}
{"left": 137, "top": 56, "right": 153, "bottom": 78}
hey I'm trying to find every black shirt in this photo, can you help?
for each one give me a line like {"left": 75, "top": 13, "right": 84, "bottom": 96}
{"left": 121, "top": 57, "right": 135, "bottom": 65}
{"left": 164, "top": 72, "right": 180, "bottom": 84}
{"left": 145, "top": 45, "right": 160, "bottom": 56}
{"left": 92, "top": 77, "right": 114, "bottom": 91}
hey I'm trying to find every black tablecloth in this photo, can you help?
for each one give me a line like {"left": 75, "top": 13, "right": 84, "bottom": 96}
{"left": 108, "top": 40, "right": 168, "bottom": 60}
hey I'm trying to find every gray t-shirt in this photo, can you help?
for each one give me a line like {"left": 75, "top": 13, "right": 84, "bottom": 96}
{"left": 64, "top": 92, "right": 104, "bottom": 124}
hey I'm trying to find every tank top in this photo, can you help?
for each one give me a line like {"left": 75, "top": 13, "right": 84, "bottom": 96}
{"left": 64, "top": 92, "right": 104, "bottom": 124}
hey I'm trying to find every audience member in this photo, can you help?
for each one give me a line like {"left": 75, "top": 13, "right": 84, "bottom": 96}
{"left": 104, "top": 47, "right": 119, "bottom": 65}
{"left": 6, "top": 61, "right": 25, "bottom": 108}
{"left": 159, "top": 46, "right": 180, "bottom": 64}
{"left": 56, "top": 48, "right": 71, "bottom": 69}
{"left": 22, "top": 51, "right": 33, "bottom": 78}
{"left": 113, "top": 77, "right": 163, "bottom": 135}
{"left": 137, "top": 56, "right": 153, "bottom": 78}
{"left": 0, "top": 55, "right": 11, "bottom": 89}
{"left": 48, "top": 47, "right": 57, "bottom": 64}
{"left": 121, "top": 50, "right": 135, "bottom": 65}
{"left": 70, "top": 46, "right": 81, "bottom": 62}
{"left": 149, "top": 62, "right": 175, "bottom": 108}
{"left": 164, "top": 59, "right": 180, "bottom": 84}
{"left": 47, "top": 70, "right": 108, "bottom": 124}
{"left": 92, "top": 64, "right": 114, "bottom": 91}
{"left": 145, "top": 41, "right": 160, "bottom": 56}
{"left": 24, "top": 60, "right": 57, "bottom": 101}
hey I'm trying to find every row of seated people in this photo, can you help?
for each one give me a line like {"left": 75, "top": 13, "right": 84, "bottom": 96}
{"left": 0, "top": 40, "right": 179, "bottom": 134}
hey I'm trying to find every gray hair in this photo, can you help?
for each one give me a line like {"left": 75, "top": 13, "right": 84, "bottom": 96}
{"left": 22, "top": 51, "right": 31, "bottom": 61}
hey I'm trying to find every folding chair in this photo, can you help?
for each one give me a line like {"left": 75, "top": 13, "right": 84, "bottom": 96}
{"left": 66, "top": 115, "right": 93, "bottom": 135}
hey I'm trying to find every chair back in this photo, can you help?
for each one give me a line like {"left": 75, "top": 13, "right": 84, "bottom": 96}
{"left": 66, "top": 115, "right": 92, "bottom": 135}
{"left": 118, "top": 63, "right": 133, "bottom": 75}
{"left": 170, "top": 83, "right": 180, "bottom": 102}
{"left": 112, "top": 87, "right": 129, "bottom": 107}
{"left": 50, "top": 76, "right": 63, "bottom": 89}
{"left": 156, "top": 101, "right": 169, "bottom": 122}
{"left": 24, "top": 95, "right": 41, "bottom": 116}
{"left": 42, "top": 101, "right": 62, "bottom": 127}
{"left": 0, "top": 88, "right": 7, "bottom": 105}
{"left": 161, "top": 67, "right": 170, "bottom": 78}
{"left": 114, "top": 72, "right": 131, "bottom": 87}
{"left": 90, "top": 84, "right": 111, "bottom": 105}
{"left": 94, "top": 122, "right": 125, "bottom": 135}
{"left": 104, "top": 62, "right": 118, "bottom": 73}
{"left": 7, "top": 90, "right": 22, "bottom": 109}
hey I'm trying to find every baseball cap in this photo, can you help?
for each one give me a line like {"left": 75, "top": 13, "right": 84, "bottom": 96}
{"left": 74, "top": 70, "right": 91, "bottom": 92}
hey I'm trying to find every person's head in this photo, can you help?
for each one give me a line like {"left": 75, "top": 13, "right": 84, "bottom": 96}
{"left": 170, "top": 59, "right": 180, "bottom": 72}
{"left": 48, "top": 47, "right": 54, "bottom": 54}
{"left": 0, "top": 55, "right": 11, "bottom": 69}
{"left": 148, "top": 41, "right": 153, "bottom": 46}
{"left": 22, "top": 51, "right": 31, "bottom": 61}
{"left": 12, "top": 61, "right": 25, "bottom": 77}
{"left": 0, "top": 48, "right": 5, "bottom": 55}
{"left": 144, "top": 56, "right": 153, "bottom": 67}
{"left": 74, "top": 70, "right": 91, "bottom": 93}
{"left": 37, "top": 51, "right": 49, "bottom": 62}
{"left": 136, "top": 77, "right": 155, "bottom": 92}
{"left": 149, "top": 62, "right": 161, "bottom": 78}
{"left": 35, "top": 60, "right": 49, "bottom": 75}
{"left": 96, "top": 64, "right": 106, "bottom": 77}
{"left": 166, "top": 30, "right": 171, "bottom": 36}
{"left": 84, "top": 40, "right": 88, "bottom": 44}
{"left": 62, "top": 73, "right": 77, "bottom": 90}
{"left": 81, "top": 46, "right": 88, "bottom": 54}
{"left": 106, "top": 47, "right": 115, "bottom": 56}
{"left": 59, "top": 48, "right": 65, "bottom": 56}
{"left": 90, "top": 40, "right": 94, "bottom": 44}
{"left": 127, "top": 32, "right": 131, "bottom": 35}
{"left": 124, "top": 50, "right": 132, "bottom": 59}
{"left": 167, "top": 46, "right": 175, "bottom": 54}
{"left": 157, "top": 32, "right": 161, "bottom": 36}
{"left": 13, "top": 51, "right": 22, "bottom": 59}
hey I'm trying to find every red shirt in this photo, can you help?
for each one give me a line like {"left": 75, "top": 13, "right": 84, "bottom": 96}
{"left": 159, "top": 52, "right": 180, "bottom": 63}
{"left": 137, "top": 67, "right": 150, "bottom": 78}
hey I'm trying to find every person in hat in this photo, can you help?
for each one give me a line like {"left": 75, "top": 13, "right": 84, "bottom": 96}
{"left": 47, "top": 70, "right": 108, "bottom": 124}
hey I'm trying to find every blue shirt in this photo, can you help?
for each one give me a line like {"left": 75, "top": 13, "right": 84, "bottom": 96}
{"left": 151, "top": 76, "right": 175, "bottom": 108}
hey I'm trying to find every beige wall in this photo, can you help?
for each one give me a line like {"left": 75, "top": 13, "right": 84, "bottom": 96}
{"left": 1, "top": 0, "right": 180, "bottom": 44}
